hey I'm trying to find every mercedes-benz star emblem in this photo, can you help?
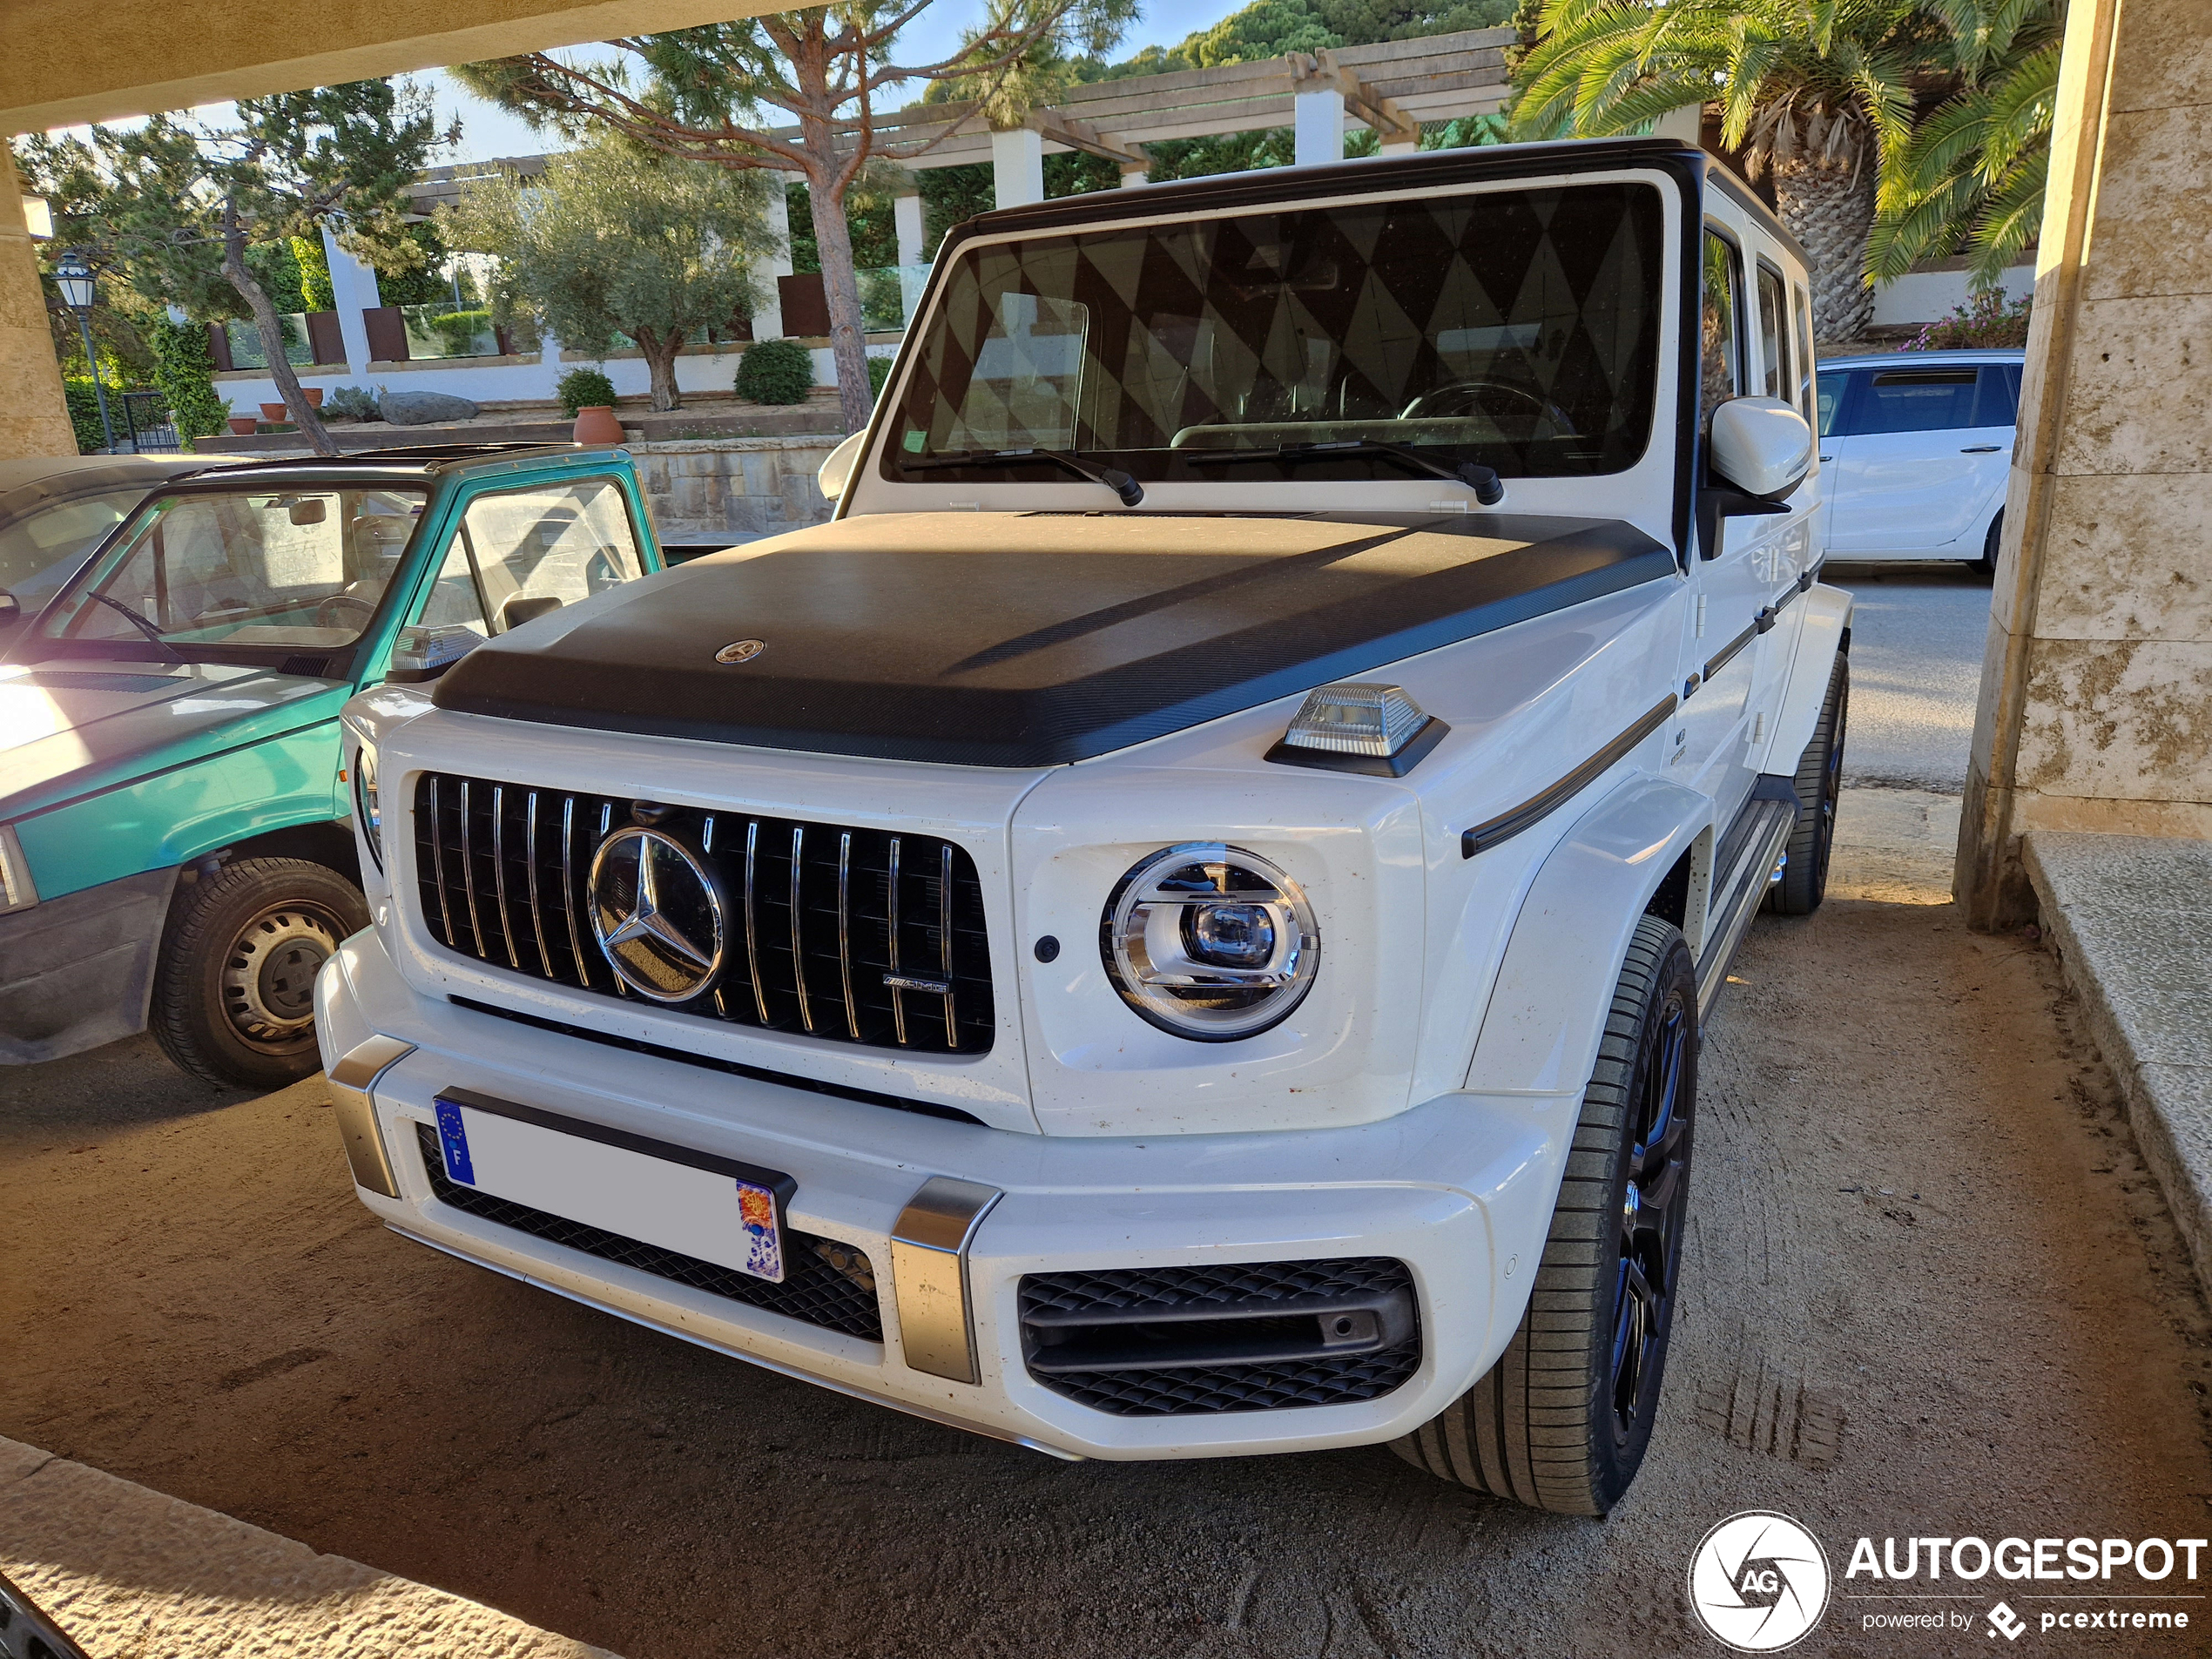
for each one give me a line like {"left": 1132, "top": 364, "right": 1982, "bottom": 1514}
{"left": 588, "top": 826, "right": 727, "bottom": 1002}
{"left": 716, "top": 639, "right": 765, "bottom": 664}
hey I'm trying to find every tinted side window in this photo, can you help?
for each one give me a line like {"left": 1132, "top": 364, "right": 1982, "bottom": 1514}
{"left": 1757, "top": 265, "right": 1789, "bottom": 401}
{"left": 1793, "top": 287, "right": 1815, "bottom": 424}
{"left": 1700, "top": 229, "right": 1746, "bottom": 430}
{"left": 1816, "top": 371, "right": 1851, "bottom": 438}
{"left": 1857, "top": 369, "right": 1980, "bottom": 435}
{"left": 1977, "top": 364, "right": 2021, "bottom": 426}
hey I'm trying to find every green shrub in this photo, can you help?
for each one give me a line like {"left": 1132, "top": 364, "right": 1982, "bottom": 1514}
{"left": 735, "top": 338, "right": 814, "bottom": 405}
{"left": 1906, "top": 289, "right": 2032, "bottom": 351}
{"left": 867, "top": 355, "right": 894, "bottom": 401}
{"left": 556, "top": 366, "right": 619, "bottom": 417}
{"left": 324, "top": 385, "right": 382, "bottom": 422}
{"left": 148, "top": 318, "right": 231, "bottom": 445}
{"left": 64, "top": 378, "right": 112, "bottom": 453}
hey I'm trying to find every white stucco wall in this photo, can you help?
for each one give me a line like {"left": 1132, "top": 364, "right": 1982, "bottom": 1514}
{"left": 1870, "top": 262, "right": 2036, "bottom": 328}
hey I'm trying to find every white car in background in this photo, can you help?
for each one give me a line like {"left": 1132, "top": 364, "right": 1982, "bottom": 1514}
{"left": 1815, "top": 348, "right": 2023, "bottom": 575}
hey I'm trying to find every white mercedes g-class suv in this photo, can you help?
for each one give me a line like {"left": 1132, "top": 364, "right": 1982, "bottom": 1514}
{"left": 319, "top": 137, "right": 1850, "bottom": 1516}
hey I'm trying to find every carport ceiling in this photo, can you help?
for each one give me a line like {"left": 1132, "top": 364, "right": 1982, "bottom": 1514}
{"left": 0, "top": 0, "right": 784, "bottom": 133}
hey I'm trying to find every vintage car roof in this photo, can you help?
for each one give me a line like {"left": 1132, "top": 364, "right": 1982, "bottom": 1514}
{"left": 199, "top": 442, "right": 603, "bottom": 488}
{"left": 0, "top": 453, "right": 219, "bottom": 507}
{"left": 432, "top": 509, "right": 1676, "bottom": 768}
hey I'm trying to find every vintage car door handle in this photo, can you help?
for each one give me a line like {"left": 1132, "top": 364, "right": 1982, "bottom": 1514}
{"left": 1959, "top": 445, "right": 2002, "bottom": 454}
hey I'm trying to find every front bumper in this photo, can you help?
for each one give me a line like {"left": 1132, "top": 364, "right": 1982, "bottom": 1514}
{"left": 317, "top": 924, "right": 1575, "bottom": 1460}
{"left": 0, "top": 867, "right": 175, "bottom": 1063}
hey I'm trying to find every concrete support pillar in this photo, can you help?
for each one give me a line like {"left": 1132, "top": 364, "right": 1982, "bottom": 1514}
{"left": 1118, "top": 165, "right": 1150, "bottom": 187}
{"left": 893, "top": 192, "right": 925, "bottom": 268}
{"left": 1956, "top": 0, "right": 2212, "bottom": 922}
{"left": 0, "top": 148, "right": 76, "bottom": 457}
{"left": 1293, "top": 89, "right": 1345, "bottom": 167}
{"left": 991, "top": 127, "right": 1045, "bottom": 209}
{"left": 319, "top": 223, "right": 381, "bottom": 374}
{"left": 1379, "top": 138, "right": 1420, "bottom": 158}
{"left": 753, "top": 179, "right": 793, "bottom": 340}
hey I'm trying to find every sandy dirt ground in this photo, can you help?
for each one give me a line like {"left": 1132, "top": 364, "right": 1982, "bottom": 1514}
{"left": 3, "top": 787, "right": 2209, "bottom": 1658}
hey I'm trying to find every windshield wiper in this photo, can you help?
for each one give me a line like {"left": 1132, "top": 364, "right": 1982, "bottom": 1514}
{"left": 84, "top": 590, "right": 187, "bottom": 664}
{"left": 1197, "top": 440, "right": 1505, "bottom": 506}
{"left": 903, "top": 447, "right": 1143, "bottom": 507}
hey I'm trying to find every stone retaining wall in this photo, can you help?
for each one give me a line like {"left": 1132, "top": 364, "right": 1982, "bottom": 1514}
{"left": 630, "top": 434, "right": 844, "bottom": 549}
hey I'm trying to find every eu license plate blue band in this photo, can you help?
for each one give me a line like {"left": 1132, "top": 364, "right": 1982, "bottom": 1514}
{"left": 434, "top": 1098, "right": 476, "bottom": 1185}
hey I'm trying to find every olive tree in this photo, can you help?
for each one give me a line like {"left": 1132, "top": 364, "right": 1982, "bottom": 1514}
{"left": 449, "top": 132, "right": 776, "bottom": 412}
{"left": 455, "top": 0, "right": 1138, "bottom": 432}
{"left": 78, "top": 82, "right": 447, "bottom": 455}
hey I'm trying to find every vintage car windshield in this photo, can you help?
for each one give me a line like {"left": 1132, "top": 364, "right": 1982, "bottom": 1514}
{"left": 28, "top": 488, "right": 425, "bottom": 662}
{"left": 886, "top": 179, "right": 1664, "bottom": 487}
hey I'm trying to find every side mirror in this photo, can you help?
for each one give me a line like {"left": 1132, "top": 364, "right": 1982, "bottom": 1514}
{"left": 817, "top": 430, "right": 867, "bottom": 502}
{"left": 0, "top": 591, "right": 17, "bottom": 621}
{"left": 501, "top": 594, "right": 563, "bottom": 631}
{"left": 1708, "top": 397, "right": 1813, "bottom": 499}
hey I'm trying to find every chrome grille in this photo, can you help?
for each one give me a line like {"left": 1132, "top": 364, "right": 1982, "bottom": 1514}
{"left": 412, "top": 772, "right": 995, "bottom": 1055}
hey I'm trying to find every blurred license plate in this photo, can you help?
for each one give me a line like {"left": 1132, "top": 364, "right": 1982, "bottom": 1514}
{"left": 431, "top": 1089, "right": 792, "bottom": 1283}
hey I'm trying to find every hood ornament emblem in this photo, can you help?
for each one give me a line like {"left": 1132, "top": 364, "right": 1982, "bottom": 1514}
{"left": 588, "top": 826, "right": 726, "bottom": 1002}
{"left": 716, "top": 639, "right": 766, "bottom": 664}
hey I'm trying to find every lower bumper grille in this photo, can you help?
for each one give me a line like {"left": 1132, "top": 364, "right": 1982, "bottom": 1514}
{"left": 1019, "top": 1258, "right": 1420, "bottom": 1416}
{"left": 415, "top": 1123, "right": 883, "bottom": 1340}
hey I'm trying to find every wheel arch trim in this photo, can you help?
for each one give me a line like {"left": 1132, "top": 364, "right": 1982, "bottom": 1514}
{"left": 1464, "top": 774, "right": 1713, "bottom": 1099}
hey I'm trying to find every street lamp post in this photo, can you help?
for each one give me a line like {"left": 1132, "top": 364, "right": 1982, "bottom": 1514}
{"left": 53, "top": 250, "right": 116, "bottom": 454}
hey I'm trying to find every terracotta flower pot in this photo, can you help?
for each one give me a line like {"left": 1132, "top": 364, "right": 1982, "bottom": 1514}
{"left": 303, "top": 388, "right": 325, "bottom": 408}
{"left": 572, "top": 405, "right": 624, "bottom": 445}
{"left": 259, "top": 402, "right": 289, "bottom": 424}
{"left": 228, "top": 416, "right": 259, "bottom": 435}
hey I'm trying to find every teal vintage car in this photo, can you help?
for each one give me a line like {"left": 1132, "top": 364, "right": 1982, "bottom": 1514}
{"left": 0, "top": 442, "right": 664, "bottom": 1088}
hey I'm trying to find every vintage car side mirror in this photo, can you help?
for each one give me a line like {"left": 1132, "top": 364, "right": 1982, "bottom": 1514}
{"left": 1709, "top": 397, "right": 1813, "bottom": 500}
{"left": 502, "top": 594, "right": 563, "bottom": 631}
{"left": 817, "top": 430, "right": 866, "bottom": 502}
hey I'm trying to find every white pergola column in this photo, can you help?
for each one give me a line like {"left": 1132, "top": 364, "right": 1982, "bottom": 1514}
{"left": 1293, "top": 89, "right": 1345, "bottom": 167}
{"left": 320, "top": 223, "right": 380, "bottom": 374}
{"left": 991, "top": 127, "right": 1045, "bottom": 208}
{"left": 753, "top": 178, "right": 793, "bottom": 340}
{"left": 894, "top": 192, "right": 925, "bottom": 266}
{"left": 1117, "top": 164, "right": 1150, "bottom": 187}
{"left": 1379, "top": 137, "right": 1420, "bottom": 158}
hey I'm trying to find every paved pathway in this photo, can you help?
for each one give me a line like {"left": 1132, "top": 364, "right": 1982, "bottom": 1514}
{"left": 1825, "top": 563, "right": 1993, "bottom": 792}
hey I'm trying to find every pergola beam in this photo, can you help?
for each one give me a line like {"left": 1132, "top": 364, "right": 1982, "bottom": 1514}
{"left": 1025, "top": 109, "right": 1148, "bottom": 172}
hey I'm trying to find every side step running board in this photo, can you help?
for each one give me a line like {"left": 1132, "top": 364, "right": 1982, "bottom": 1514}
{"left": 1695, "top": 778, "right": 1798, "bottom": 1022}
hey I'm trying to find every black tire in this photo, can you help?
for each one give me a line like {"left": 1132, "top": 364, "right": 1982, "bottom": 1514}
{"left": 1392, "top": 916, "right": 1697, "bottom": 1515}
{"left": 1968, "top": 509, "right": 2001, "bottom": 578}
{"left": 1768, "top": 652, "right": 1849, "bottom": 917}
{"left": 151, "top": 856, "right": 368, "bottom": 1089}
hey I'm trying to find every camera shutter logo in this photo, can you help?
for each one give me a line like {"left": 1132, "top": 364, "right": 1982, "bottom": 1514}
{"left": 1687, "top": 1511, "right": 1831, "bottom": 1652}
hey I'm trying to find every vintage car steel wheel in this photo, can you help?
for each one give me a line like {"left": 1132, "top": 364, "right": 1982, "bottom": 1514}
{"left": 1391, "top": 916, "right": 1698, "bottom": 1515}
{"left": 151, "top": 856, "right": 369, "bottom": 1089}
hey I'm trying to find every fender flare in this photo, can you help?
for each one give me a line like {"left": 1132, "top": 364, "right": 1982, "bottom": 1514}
{"left": 1757, "top": 582, "right": 1852, "bottom": 778}
{"left": 1464, "top": 773, "right": 1714, "bottom": 1096}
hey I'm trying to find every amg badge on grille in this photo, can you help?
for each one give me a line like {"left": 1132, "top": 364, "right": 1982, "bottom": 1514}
{"left": 588, "top": 826, "right": 727, "bottom": 1001}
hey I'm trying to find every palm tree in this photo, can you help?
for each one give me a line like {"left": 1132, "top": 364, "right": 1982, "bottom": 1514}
{"left": 1865, "top": 22, "right": 2060, "bottom": 291}
{"left": 1514, "top": 0, "right": 1935, "bottom": 342}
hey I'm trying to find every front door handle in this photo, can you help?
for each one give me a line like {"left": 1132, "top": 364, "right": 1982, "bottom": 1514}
{"left": 1817, "top": 454, "right": 1833, "bottom": 463}
{"left": 1959, "top": 445, "right": 2001, "bottom": 454}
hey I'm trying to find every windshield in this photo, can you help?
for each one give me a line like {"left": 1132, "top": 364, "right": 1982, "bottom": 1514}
{"left": 0, "top": 489, "right": 148, "bottom": 614}
{"left": 886, "top": 179, "right": 1664, "bottom": 487}
{"left": 31, "top": 488, "right": 423, "bottom": 661}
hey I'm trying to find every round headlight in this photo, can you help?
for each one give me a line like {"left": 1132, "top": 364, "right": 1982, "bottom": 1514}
{"left": 1100, "top": 844, "right": 1318, "bottom": 1041}
{"left": 354, "top": 739, "right": 383, "bottom": 870}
